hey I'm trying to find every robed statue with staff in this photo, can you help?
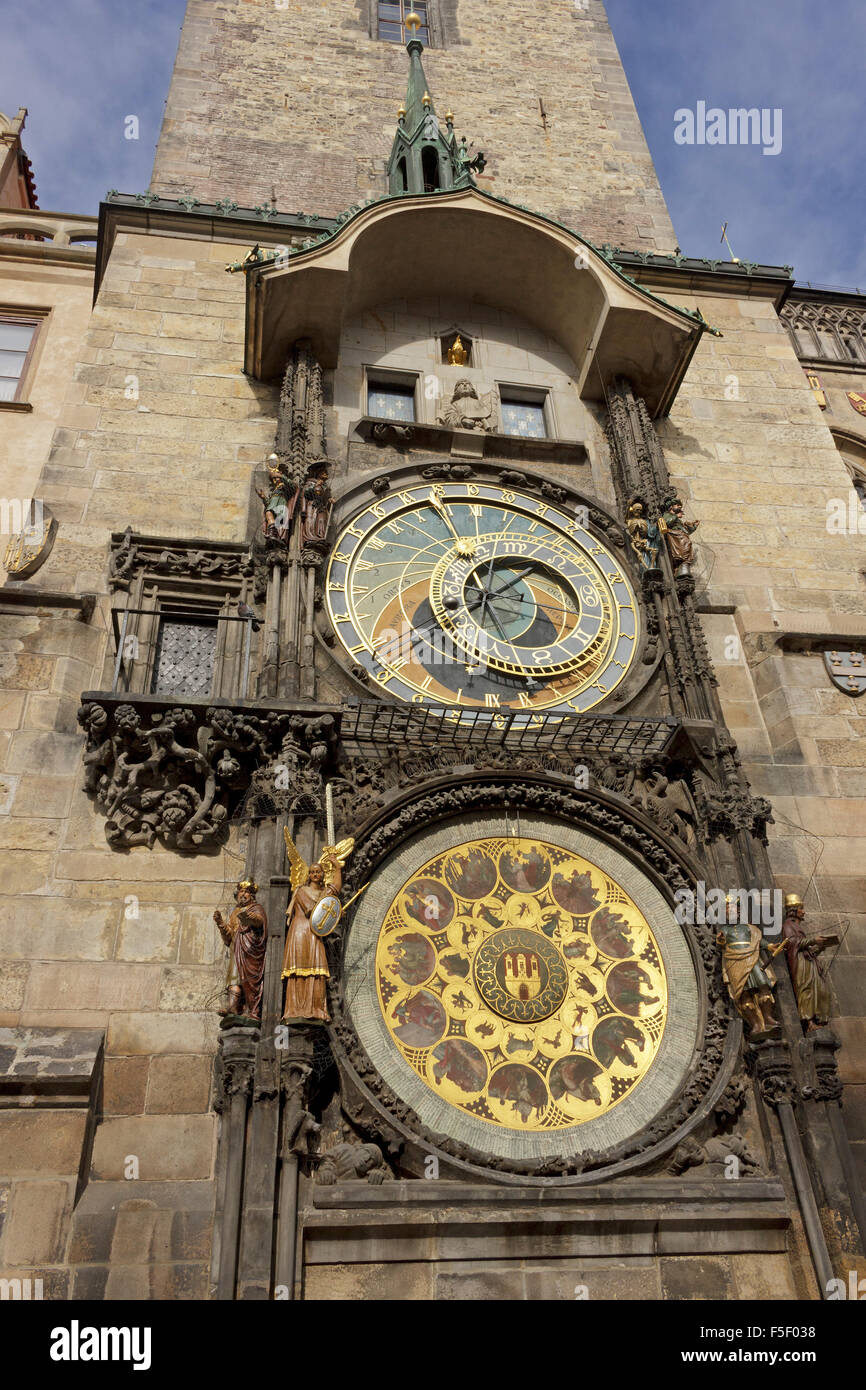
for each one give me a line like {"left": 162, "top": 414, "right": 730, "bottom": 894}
{"left": 214, "top": 879, "right": 268, "bottom": 1021}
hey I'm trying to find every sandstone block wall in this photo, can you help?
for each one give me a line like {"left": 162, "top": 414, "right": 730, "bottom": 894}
{"left": 659, "top": 290, "right": 866, "bottom": 1192}
{"left": 151, "top": 0, "right": 675, "bottom": 252}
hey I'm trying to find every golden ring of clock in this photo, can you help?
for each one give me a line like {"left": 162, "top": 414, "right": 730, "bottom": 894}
{"left": 375, "top": 836, "right": 668, "bottom": 1133}
{"left": 325, "top": 481, "right": 639, "bottom": 715}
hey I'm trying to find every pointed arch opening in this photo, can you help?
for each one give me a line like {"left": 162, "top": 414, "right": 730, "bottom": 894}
{"left": 422, "top": 145, "right": 440, "bottom": 192}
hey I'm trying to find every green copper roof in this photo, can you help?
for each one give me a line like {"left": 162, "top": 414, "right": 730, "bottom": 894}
{"left": 403, "top": 35, "right": 432, "bottom": 135}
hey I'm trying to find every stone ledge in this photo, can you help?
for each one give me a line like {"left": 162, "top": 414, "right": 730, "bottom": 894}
{"left": 311, "top": 1177, "right": 787, "bottom": 1207}
{"left": 0, "top": 1027, "right": 104, "bottom": 1108}
{"left": 303, "top": 1189, "right": 790, "bottom": 1263}
{"left": 349, "top": 415, "right": 588, "bottom": 465}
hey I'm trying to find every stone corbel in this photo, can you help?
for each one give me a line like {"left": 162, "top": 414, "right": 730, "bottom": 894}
{"left": 77, "top": 694, "right": 342, "bottom": 851}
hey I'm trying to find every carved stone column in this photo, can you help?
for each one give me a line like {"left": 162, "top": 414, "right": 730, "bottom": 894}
{"left": 275, "top": 1043, "right": 317, "bottom": 1300}
{"left": 214, "top": 1024, "right": 258, "bottom": 1300}
{"left": 253, "top": 337, "right": 332, "bottom": 701}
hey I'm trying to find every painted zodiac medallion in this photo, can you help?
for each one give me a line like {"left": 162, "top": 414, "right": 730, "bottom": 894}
{"left": 374, "top": 836, "right": 669, "bottom": 1132}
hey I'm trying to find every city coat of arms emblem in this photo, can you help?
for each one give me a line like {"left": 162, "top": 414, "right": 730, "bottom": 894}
{"left": 824, "top": 650, "right": 866, "bottom": 697}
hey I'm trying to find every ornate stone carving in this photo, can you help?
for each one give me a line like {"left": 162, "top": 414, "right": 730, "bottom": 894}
{"left": 629, "top": 767, "right": 698, "bottom": 850}
{"left": 216, "top": 1024, "right": 259, "bottom": 1109}
{"left": 799, "top": 1029, "right": 843, "bottom": 1104}
{"left": 781, "top": 297, "right": 866, "bottom": 366}
{"left": 748, "top": 1038, "right": 796, "bottom": 1108}
{"left": 437, "top": 378, "right": 496, "bottom": 431}
{"left": 421, "top": 461, "right": 474, "bottom": 480}
{"left": 108, "top": 527, "right": 250, "bottom": 590}
{"left": 249, "top": 339, "right": 334, "bottom": 598}
{"left": 315, "top": 1141, "right": 392, "bottom": 1185}
{"left": 281, "top": 1059, "right": 320, "bottom": 1156}
{"left": 370, "top": 421, "right": 415, "bottom": 446}
{"left": 77, "top": 699, "right": 336, "bottom": 850}
{"left": 668, "top": 1132, "right": 763, "bottom": 1176}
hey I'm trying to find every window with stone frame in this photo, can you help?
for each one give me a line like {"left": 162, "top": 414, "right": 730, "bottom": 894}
{"left": 367, "top": 372, "right": 418, "bottom": 421}
{"left": 783, "top": 300, "right": 866, "bottom": 367}
{"left": 376, "top": 0, "right": 431, "bottom": 44}
{"left": 0, "top": 314, "right": 41, "bottom": 402}
{"left": 498, "top": 386, "right": 551, "bottom": 440}
{"left": 107, "top": 533, "right": 255, "bottom": 700}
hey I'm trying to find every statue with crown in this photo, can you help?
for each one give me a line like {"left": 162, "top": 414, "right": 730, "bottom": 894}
{"left": 214, "top": 878, "right": 269, "bottom": 1023}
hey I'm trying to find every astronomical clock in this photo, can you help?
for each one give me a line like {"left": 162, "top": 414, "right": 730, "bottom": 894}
{"left": 343, "top": 814, "right": 701, "bottom": 1168}
{"left": 325, "top": 479, "right": 639, "bottom": 714}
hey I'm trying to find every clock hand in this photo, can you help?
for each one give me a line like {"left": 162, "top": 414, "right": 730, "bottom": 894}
{"left": 426, "top": 490, "right": 474, "bottom": 556}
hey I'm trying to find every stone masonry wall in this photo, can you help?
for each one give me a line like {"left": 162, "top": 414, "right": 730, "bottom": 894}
{"left": 0, "top": 226, "right": 278, "bottom": 1298}
{"left": 150, "top": 0, "right": 676, "bottom": 252}
{"left": 658, "top": 290, "right": 866, "bottom": 1194}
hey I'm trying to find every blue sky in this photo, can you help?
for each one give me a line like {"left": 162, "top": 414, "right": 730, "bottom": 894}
{"left": 1, "top": 0, "right": 863, "bottom": 288}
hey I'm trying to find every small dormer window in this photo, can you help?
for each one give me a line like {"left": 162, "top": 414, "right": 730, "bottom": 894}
{"left": 378, "top": 1, "right": 429, "bottom": 44}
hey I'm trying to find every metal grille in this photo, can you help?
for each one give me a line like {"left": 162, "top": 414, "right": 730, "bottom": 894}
{"left": 150, "top": 619, "right": 217, "bottom": 698}
{"left": 340, "top": 701, "right": 678, "bottom": 759}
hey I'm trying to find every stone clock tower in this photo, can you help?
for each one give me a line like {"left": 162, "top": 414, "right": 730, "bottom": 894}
{"left": 1, "top": 1, "right": 864, "bottom": 1303}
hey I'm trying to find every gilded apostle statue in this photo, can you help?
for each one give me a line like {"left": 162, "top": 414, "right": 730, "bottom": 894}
{"left": 782, "top": 893, "right": 836, "bottom": 1032}
{"left": 281, "top": 832, "right": 354, "bottom": 1023}
{"left": 626, "top": 498, "right": 660, "bottom": 570}
{"left": 214, "top": 879, "right": 268, "bottom": 1021}
{"left": 717, "top": 896, "right": 782, "bottom": 1039}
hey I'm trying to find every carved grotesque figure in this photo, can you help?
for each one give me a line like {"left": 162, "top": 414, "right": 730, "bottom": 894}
{"left": 316, "top": 1142, "right": 391, "bottom": 1185}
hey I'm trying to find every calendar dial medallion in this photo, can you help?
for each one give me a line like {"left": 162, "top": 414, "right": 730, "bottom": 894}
{"left": 325, "top": 482, "right": 639, "bottom": 714}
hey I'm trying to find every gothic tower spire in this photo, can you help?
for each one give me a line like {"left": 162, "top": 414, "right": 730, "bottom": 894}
{"left": 386, "top": 11, "right": 485, "bottom": 195}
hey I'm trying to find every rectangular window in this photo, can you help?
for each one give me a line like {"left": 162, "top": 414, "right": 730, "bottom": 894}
{"left": 500, "top": 391, "right": 549, "bottom": 439}
{"left": 0, "top": 318, "right": 39, "bottom": 402}
{"left": 377, "top": 1, "right": 429, "bottom": 44}
{"left": 150, "top": 617, "right": 218, "bottom": 698}
{"left": 368, "top": 380, "right": 416, "bottom": 422}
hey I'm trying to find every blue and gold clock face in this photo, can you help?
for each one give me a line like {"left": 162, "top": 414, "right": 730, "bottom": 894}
{"left": 325, "top": 481, "right": 638, "bottom": 713}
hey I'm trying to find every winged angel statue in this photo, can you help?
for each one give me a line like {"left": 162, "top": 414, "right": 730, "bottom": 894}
{"left": 281, "top": 832, "right": 354, "bottom": 1024}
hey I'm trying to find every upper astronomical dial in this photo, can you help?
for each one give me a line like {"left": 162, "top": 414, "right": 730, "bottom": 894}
{"left": 325, "top": 481, "right": 639, "bottom": 715}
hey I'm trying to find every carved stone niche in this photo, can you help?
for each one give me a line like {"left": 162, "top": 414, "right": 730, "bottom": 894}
{"left": 328, "top": 775, "right": 741, "bottom": 1185}
{"left": 76, "top": 693, "right": 341, "bottom": 852}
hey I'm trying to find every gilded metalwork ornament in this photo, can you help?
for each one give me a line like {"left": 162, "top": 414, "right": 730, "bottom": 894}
{"left": 374, "top": 836, "right": 668, "bottom": 1131}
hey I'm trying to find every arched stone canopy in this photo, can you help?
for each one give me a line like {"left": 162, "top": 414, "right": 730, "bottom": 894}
{"left": 244, "top": 186, "right": 704, "bottom": 416}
